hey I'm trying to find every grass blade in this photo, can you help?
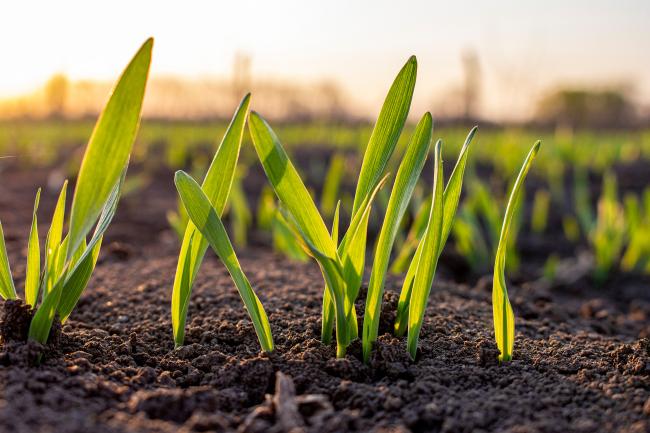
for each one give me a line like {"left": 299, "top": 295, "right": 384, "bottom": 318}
{"left": 174, "top": 171, "right": 274, "bottom": 352}
{"left": 57, "top": 239, "right": 102, "bottom": 322}
{"left": 0, "top": 221, "right": 16, "bottom": 300}
{"left": 66, "top": 38, "right": 152, "bottom": 258}
{"left": 171, "top": 93, "right": 250, "bottom": 347}
{"left": 352, "top": 56, "right": 417, "bottom": 215}
{"left": 249, "top": 112, "right": 336, "bottom": 257}
{"left": 362, "top": 112, "right": 432, "bottom": 362}
{"left": 321, "top": 201, "right": 341, "bottom": 343}
{"left": 493, "top": 141, "right": 541, "bottom": 362}
{"left": 337, "top": 174, "right": 390, "bottom": 339}
{"left": 30, "top": 174, "right": 124, "bottom": 343}
{"left": 25, "top": 189, "right": 41, "bottom": 307}
{"left": 44, "top": 181, "right": 68, "bottom": 296}
{"left": 249, "top": 112, "right": 350, "bottom": 355}
{"left": 406, "top": 140, "right": 444, "bottom": 359}
{"left": 394, "top": 128, "right": 476, "bottom": 335}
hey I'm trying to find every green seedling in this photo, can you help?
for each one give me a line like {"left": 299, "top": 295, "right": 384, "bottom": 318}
{"left": 249, "top": 56, "right": 417, "bottom": 357}
{"left": 451, "top": 177, "right": 524, "bottom": 274}
{"left": 589, "top": 172, "right": 625, "bottom": 283}
{"left": 365, "top": 126, "right": 476, "bottom": 361}
{"left": 0, "top": 39, "right": 152, "bottom": 346}
{"left": 392, "top": 132, "right": 474, "bottom": 358}
{"left": 621, "top": 191, "right": 650, "bottom": 272}
{"left": 493, "top": 141, "right": 540, "bottom": 362}
{"left": 171, "top": 94, "right": 251, "bottom": 348}
{"left": 174, "top": 171, "right": 274, "bottom": 352}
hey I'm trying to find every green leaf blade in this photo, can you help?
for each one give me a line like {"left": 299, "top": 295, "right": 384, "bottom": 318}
{"left": 0, "top": 221, "right": 16, "bottom": 300}
{"left": 362, "top": 112, "right": 433, "bottom": 362}
{"left": 493, "top": 141, "right": 541, "bottom": 362}
{"left": 394, "top": 127, "right": 476, "bottom": 336}
{"left": 171, "top": 93, "right": 251, "bottom": 347}
{"left": 249, "top": 112, "right": 336, "bottom": 257}
{"left": 174, "top": 171, "right": 274, "bottom": 352}
{"left": 352, "top": 56, "right": 417, "bottom": 215}
{"left": 406, "top": 140, "right": 444, "bottom": 360}
{"left": 66, "top": 38, "right": 153, "bottom": 258}
{"left": 25, "top": 189, "right": 42, "bottom": 307}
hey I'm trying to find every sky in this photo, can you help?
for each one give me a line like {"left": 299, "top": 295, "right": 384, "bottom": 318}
{"left": 1, "top": 0, "right": 649, "bottom": 120}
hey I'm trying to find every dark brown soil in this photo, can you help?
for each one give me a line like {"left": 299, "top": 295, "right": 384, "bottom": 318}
{"left": 0, "top": 165, "right": 649, "bottom": 433}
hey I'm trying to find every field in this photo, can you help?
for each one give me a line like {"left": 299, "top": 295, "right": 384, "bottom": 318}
{"left": 0, "top": 40, "right": 648, "bottom": 433}
{"left": 1, "top": 113, "right": 649, "bottom": 432}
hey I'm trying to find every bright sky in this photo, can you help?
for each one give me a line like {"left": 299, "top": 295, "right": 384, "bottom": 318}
{"left": 1, "top": 0, "right": 649, "bottom": 120}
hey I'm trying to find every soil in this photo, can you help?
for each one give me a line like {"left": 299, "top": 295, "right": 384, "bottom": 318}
{"left": 0, "top": 162, "right": 649, "bottom": 433}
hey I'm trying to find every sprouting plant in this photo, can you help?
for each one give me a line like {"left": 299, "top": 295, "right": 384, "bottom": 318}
{"left": 621, "top": 190, "right": 650, "bottom": 272}
{"left": 493, "top": 141, "right": 540, "bottom": 362}
{"left": 0, "top": 39, "right": 153, "bottom": 345}
{"left": 170, "top": 94, "right": 251, "bottom": 348}
{"left": 450, "top": 177, "right": 524, "bottom": 274}
{"left": 589, "top": 171, "right": 625, "bottom": 283}
{"left": 174, "top": 170, "right": 274, "bottom": 352}
{"left": 365, "top": 127, "right": 476, "bottom": 361}
{"left": 249, "top": 56, "right": 417, "bottom": 357}
{"left": 390, "top": 131, "right": 474, "bottom": 358}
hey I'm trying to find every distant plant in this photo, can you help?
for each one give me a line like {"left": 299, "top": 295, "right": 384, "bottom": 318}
{"left": 621, "top": 189, "right": 650, "bottom": 273}
{"left": 493, "top": 141, "right": 540, "bottom": 362}
{"left": 451, "top": 176, "right": 524, "bottom": 274}
{"left": 0, "top": 39, "right": 153, "bottom": 345}
{"left": 589, "top": 172, "right": 625, "bottom": 283}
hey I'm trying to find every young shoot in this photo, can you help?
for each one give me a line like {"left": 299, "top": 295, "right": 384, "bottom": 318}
{"left": 0, "top": 39, "right": 153, "bottom": 345}
{"left": 174, "top": 171, "right": 274, "bottom": 352}
{"left": 171, "top": 94, "right": 251, "bottom": 348}
{"left": 493, "top": 141, "right": 541, "bottom": 362}
{"left": 393, "top": 128, "right": 476, "bottom": 342}
{"left": 249, "top": 56, "right": 417, "bottom": 357}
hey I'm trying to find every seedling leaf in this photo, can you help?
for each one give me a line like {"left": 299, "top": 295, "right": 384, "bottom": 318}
{"left": 25, "top": 189, "right": 41, "bottom": 307}
{"left": 493, "top": 141, "right": 540, "bottom": 362}
{"left": 0, "top": 221, "right": 16, "bottom": 300}
{"left": 362, "top": 112, "right": 432, "bottom": 362}
{"left": 352, "top": 56, "right": 417, "bottom": 215}
{"left": 174, "top": 171, "right": 274, "bottom": 352}
{"left": 66, "top": 38, "right": 152, "bottom": 258}
{"left": 394, "top": 127, "right": 476, "bottom": 335}
{"left": 171, "top": 93, "right": 250, "bottom": 347}
{"left": 406, "top": 140, "right": 444, "bottom": 360}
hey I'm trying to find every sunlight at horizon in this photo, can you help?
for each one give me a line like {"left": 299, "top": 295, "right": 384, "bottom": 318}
{"left": 1, "top": 0, "right": 649, "bottom": 120}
